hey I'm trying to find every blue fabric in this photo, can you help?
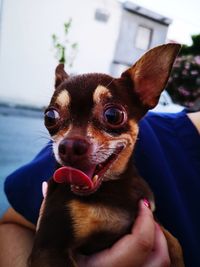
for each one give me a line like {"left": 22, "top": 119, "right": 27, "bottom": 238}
{"left": 134, "top": 111, "right": 200, "bottom": 267}
{"left": 4, "top": 144, "right": 56, "bottom": 224}
{"left": 4, "top": 111, "right": 200, "bottom": 266}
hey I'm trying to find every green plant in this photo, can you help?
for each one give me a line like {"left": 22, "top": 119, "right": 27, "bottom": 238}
{"left": 52, "top": 19, "right": 78, "bottom": 68}
{"left": 179, "top": 34, "right": 200, "bottom": 56}
{"left": 166, "top": 55, "right": 200, "bottom": 108}
{"left": 166, "top": 34, "right": 200, "bottom": 108}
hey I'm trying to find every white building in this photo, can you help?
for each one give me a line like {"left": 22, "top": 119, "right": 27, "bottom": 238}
{"left": 0, "top": 0, "right": 171, "bottom": 107}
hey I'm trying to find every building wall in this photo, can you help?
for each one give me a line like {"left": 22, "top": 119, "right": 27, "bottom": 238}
{"left": 0, "top": 0, "right": 170, "bottom": 106}
{"left": 0, "top": 0, "right": 121, "bottom": 106}
{"left": 111, "top": 8, "right": 169, "bottom": 76}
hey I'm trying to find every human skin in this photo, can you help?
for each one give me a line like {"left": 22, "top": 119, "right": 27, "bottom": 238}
{"left": 0, "top": 111, "right": 199, "bottom": 267}
{"left": 76, "top": 200, "right": 170, "bottom": 267}
{"left": 187, "top": 111, "right": 200, "bottom": 134}
{"left": 0, "top": 200, "right": 170, "bottom": 267}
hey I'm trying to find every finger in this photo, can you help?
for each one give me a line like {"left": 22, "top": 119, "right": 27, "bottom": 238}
{"left": 142, "top": 223, "right": 170, "bottom": 267}
{"left": 110, "top": 199, "right": 155, "bottom": 267}
{"left": 79, "top": 199, "right": 155, "bottom": 267}
{"left": 42, "top": 181, "right": 48, "bottom": 198}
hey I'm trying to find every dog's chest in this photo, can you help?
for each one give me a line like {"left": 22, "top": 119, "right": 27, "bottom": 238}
{"left": 68, "top": 199, "right": 132, "bottom": 242}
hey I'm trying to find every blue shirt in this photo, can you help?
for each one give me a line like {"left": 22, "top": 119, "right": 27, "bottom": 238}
{"left": 4, "top": 111, "right": 200, "bottom": 266}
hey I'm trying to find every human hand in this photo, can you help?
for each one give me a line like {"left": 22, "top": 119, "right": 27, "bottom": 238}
{"left": 76, "top": 200, "right": 170, "bottom": 267}
{"left": 37, "top": 183, "right": 170, "bottom": 267}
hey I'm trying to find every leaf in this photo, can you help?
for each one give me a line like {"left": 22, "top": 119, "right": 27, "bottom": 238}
{"left": 71, "top": 43, "right": 78, "bottom": 49}
{"left": 64, "top": 18, "right": 72, "bottom": 34}
{"left": 51, "top": 18, "right": 78, "bottom": 67}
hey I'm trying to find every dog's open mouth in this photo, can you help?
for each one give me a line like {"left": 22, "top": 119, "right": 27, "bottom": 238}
{"left": 53, "top": 145, "right": 124, "bottom": 196}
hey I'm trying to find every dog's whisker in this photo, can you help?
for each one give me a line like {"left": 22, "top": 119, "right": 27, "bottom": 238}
{"left": 105, "top": 77, "right": 115, "bottom": 88}
{"left": 36, "top": 135, "right": 52, "bottom": 142}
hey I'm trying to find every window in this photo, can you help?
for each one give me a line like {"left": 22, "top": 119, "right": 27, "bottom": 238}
{"left": 95, "top": 8, "right": 110, "bottom": 23}
{"left": 135, "top": 26, "right": 152, "bottom": 50}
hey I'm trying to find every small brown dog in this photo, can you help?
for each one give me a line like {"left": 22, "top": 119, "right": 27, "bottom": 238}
{"left": 29, "top": 44, "right": 185, "bottom": 267}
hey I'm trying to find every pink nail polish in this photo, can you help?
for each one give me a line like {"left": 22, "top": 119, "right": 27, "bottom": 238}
{"left": 143, "top": 198, "right": 151, "bottom": 209}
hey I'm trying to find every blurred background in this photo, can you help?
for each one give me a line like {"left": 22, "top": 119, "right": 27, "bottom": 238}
{"left": 0, "top": 0, "right": 200, "bottom": 213}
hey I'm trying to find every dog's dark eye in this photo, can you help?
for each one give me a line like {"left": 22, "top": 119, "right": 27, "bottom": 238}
{"left": 103, "top": 106, "right": 126, "bottom": 127}
{"left": 44, "top": 109, "right": 60, "bottom": 127}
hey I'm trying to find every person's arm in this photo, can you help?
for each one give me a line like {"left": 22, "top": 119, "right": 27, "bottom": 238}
{"left": 0, "top": 199, "right": 170, "bottom": 267}
{"left": 0, "top": 207, "right": 35, "bottom": 230}
{"left": 3, "top": 142, "right": 55, "bottom": 225}
{"left": 187, "top": 111, "right": 200, "bottom": 133}
{"left": 0, "top": 221, "right": 35, "bottom": 267}
{"left": 36, "top": 183, "right": 170, "bottom": 267}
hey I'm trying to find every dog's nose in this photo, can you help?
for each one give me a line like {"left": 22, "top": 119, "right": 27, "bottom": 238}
{"left": 58, "top": 138, "right": 90, "bottom": 162}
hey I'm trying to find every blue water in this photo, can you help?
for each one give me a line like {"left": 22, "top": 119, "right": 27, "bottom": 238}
{"left": 0, "top": 108, "right": 49, "bottom": 215}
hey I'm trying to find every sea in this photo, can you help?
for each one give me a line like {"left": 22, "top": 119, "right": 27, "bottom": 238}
{"left": 0, "top": 104, "right": 49, "bottom": 214}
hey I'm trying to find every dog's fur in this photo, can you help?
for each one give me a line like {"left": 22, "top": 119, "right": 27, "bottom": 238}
{"left": 29, "top": 44, "right": 185, "bottom": 267}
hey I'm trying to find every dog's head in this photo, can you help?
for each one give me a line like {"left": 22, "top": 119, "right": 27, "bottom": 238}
{"left": 45, "top": 44, "right": 180, "bottom": 195}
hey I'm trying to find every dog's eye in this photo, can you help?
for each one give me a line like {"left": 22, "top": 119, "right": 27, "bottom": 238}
{"left": 44, "top": 109, "right": 60, "bottom": 127}
{"left": 103, "top": 106, "right": 126, "bottom": 127}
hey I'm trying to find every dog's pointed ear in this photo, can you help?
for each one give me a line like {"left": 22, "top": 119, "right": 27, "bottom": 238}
{"left": 55, "top": 64, "right": 69, "bottom": 88}
{"left": 121, "top": 44, "right": 181, "bottom": 109}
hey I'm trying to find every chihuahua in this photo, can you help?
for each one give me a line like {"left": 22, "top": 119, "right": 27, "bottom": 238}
{"left": 29, "top": 44, "right": 184, "bottom": 267}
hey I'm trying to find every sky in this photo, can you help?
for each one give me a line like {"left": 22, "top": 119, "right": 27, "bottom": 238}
{"left": 126, "top": 0, "right": 200, "bottom": 44}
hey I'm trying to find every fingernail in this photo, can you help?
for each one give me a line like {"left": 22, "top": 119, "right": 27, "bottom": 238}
{"left": 143, "top": 198, "right": 151, "bottom": 209}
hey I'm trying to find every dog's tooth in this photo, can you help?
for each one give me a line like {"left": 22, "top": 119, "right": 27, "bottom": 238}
{"left": 83, "top": 186, "right": 89, "bottom": 190}
{"left": 93, "top": 175, "right": 99, "bottom": 184}
{"left": 75, "top": 186, "right": 80, "bottom": 190}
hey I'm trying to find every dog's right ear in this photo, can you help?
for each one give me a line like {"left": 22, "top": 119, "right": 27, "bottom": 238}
{"left": 55, "top": 64, "right": 69, "bottom": 88}
{"left": 121, "top": 44, "right": 181, "bottom": 109}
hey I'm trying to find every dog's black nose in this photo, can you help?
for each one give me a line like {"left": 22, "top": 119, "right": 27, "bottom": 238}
{"left": 58, "top": 138, "right": 90, "bottom": 163}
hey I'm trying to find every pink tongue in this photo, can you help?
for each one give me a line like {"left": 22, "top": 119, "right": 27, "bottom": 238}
{"left": 53, "top": 166, "right": 93, "bottom": 188}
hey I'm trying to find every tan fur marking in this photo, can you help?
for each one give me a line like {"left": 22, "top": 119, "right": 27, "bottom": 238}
{"left": 69, "top": 200, "right": 131, "bottom": 241}
{"left": 93, "top": 85, "right": 112, "bottom": 103}
{"left": 110, "top": 120, "right": 138, "bottom": 176}
{"left": 87, "top": 124, "right": 109, "bottom": 147}
{"left": 52, "top": 125, "right": 72, "bottom": 141}
{"left": 86, "top": 119, "right": 138, "bottom": 179}
{"left": 55, "top": 90, "right": 70, "bottom": 108}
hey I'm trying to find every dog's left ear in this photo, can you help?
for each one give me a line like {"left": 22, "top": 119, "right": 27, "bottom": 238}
{"left": 55, "top": 64, "right": 69, "bottom": 88}
{"left": 121, "top": 44, "right": 181, "bottom": 109}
